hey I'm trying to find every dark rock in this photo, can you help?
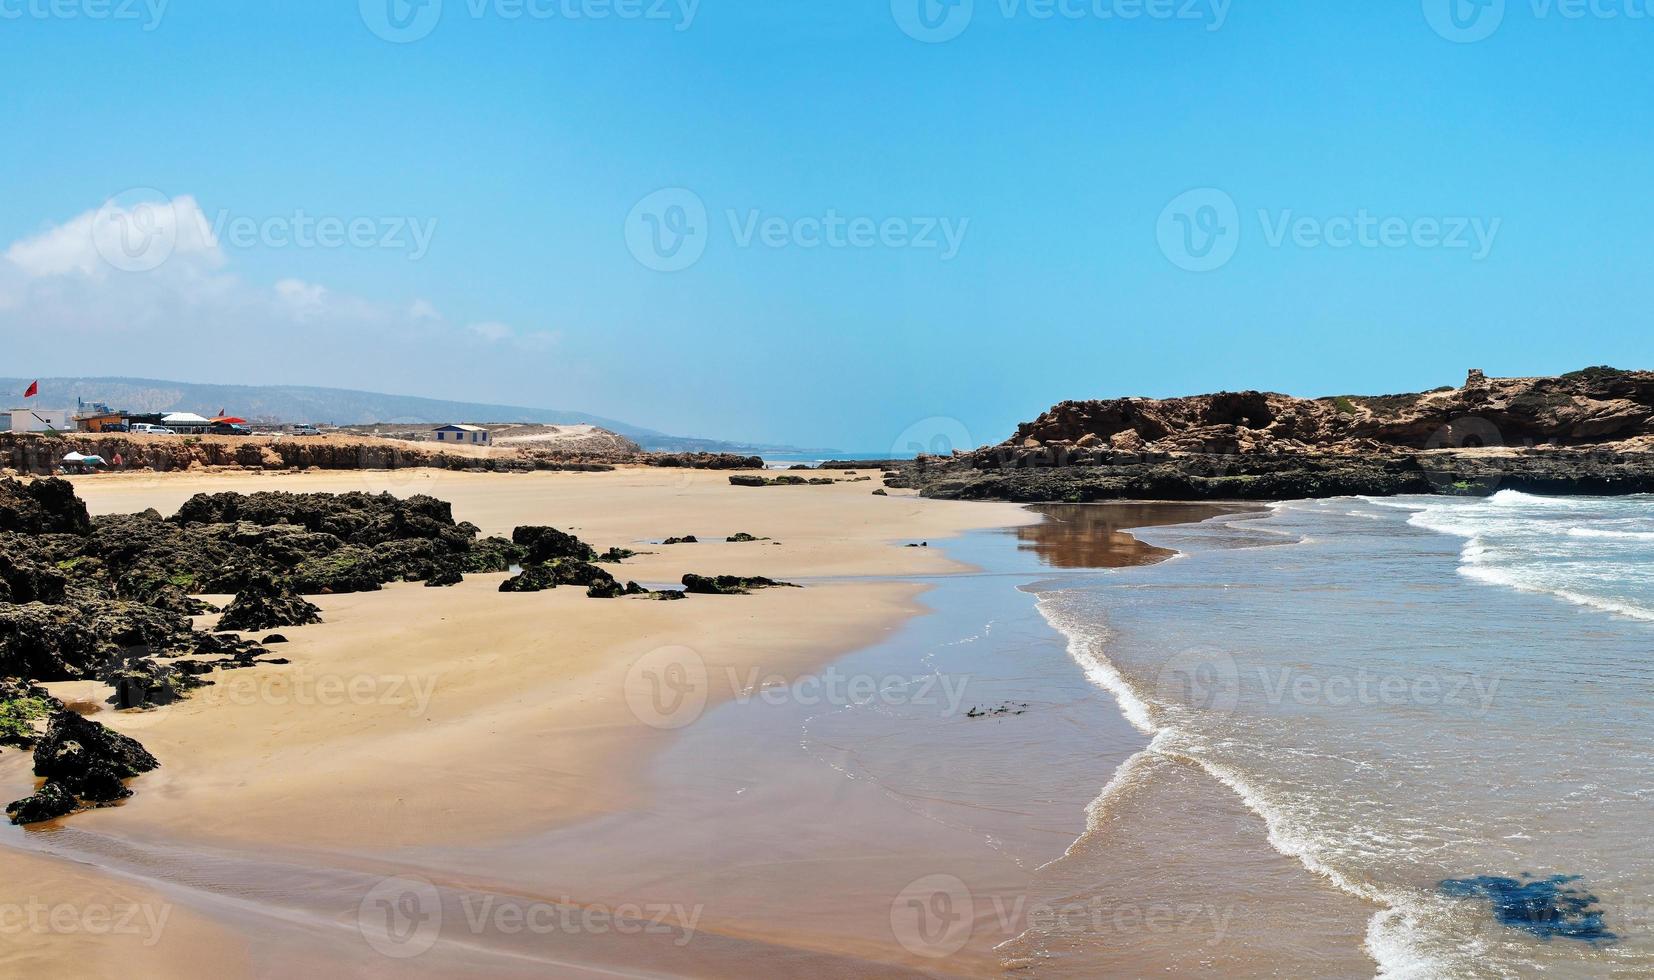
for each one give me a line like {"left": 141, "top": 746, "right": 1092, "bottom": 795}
{"left": 464, "top": 535, "right": 526, "bottom": 573}
{"left": 0, "top": 477, "right": 92, "bottom": 535}
{"left": 649, "top": 589, "right": 687, "bottom": 601}
{"left": 512, "top": 526, "right": 598, "bottom": 563}
{"left": 661, "top": 535, "right": 698, "bottom": 545}
{"left": 725, "top": 533, "right": 768, "bottom": 542}
{"left": 681, "top": 574, "right": 800, "bottom": 595}
{"left": 103, "top": 655, "right": 211, "bottom": 709}
{"left": 0, "top": 552, "right": 68, "bottom": 604}
{"left": 586, "top": 579, "right": 625, "bottom": 599}
{"left": 499, "top": 564, "right": 559, "bottom": 593}
{"left": 872, "top": 488, "right": 888, "bottom": 496}
{"left": 424, "top": 564, "right": 463, "bottom": 587}
{"left": 6, "top": 781, "right": 76, "bottom": 824}
{"left": 261, "top": 633, "right": 289, "bottom": 644}
{"left": 727, "top": 475, "right": 767, "bottom": 487}
{"left": 217, "top": 574, "right": 323, "bottom": 631}
{"left": 595, "top": 547, "right": 636, "bottom": 563}
{"left": 29, "top": 710, "right": 158, "bottom": 808}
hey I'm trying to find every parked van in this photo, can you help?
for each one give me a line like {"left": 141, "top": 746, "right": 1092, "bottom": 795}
{"left": 292, "top": 423, "right": 322, "bottom": 436}
{"left": 130, "top": 423, "right": 176, "bottom": 435}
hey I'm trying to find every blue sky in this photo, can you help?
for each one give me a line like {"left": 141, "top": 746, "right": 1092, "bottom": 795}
{"left": 1, "top": 1, "right": 1651, "bottom": 450}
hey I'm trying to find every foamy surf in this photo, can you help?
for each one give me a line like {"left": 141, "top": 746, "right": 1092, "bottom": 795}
{"left": 1020, "top": 496, "right": 1654, "bottom": 977}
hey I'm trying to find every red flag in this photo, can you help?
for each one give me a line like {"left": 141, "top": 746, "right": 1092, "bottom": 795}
{"left": 23, "top": 380, "right": 38, "bottom": 398}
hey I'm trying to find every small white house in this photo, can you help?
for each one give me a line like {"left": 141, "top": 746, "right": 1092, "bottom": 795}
{"left": 434, "top": 424, "right": 490, "bottom": 446}
{"left": 8, "top": 407, "right": 74, "bottom": 433}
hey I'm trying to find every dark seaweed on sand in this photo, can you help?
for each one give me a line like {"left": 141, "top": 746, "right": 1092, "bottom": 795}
{"left": 1439, "top": 874, "right": 1617, "bottom": 943}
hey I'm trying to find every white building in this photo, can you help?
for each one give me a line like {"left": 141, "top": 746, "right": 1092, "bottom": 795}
{"left": 433, "top": 424, "right": 490, "bottom": 446}
{"left": 7, "top": 407, "right": 74, "bottom": 433}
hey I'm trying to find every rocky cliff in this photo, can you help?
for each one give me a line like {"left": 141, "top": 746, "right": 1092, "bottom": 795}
{"left": 911, "top": 368, "right": 1654, "bottom": 501}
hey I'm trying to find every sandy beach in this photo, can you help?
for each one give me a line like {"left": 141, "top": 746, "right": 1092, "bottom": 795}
{"left": 1, "top": 467, "right": 1041, "bottom": 975}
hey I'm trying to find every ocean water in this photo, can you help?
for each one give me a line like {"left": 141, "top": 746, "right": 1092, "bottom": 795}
{"left": 1017, "top": 492, "right": 1654, "bottom": 977}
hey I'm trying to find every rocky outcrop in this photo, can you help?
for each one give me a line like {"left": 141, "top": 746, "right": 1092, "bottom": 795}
{"left": 217, "top": 574, "right": 323, "bottom": 632}
{"left": 0, "top": 477, "right": 91, "bottom": 535}
{"left": 681, "top": 574, "right": 800, "bottom": 595}
{"left": 911, "top": 369, "right": 1654, "bottom": 501}
{"left": 7, "top": 710, "right": 161, "bottom": 823}
{"left": 512, "top": 526, "right": 598, "bottom": 564}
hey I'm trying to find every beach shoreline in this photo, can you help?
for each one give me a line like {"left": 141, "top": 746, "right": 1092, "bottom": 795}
{"left": 0, "top": 468, "right": 1379, "bottom": 976}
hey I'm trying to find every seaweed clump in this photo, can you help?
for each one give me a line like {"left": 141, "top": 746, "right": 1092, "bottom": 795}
{"left": 1439, "top": 873, "right": 1617, "bottom": 943}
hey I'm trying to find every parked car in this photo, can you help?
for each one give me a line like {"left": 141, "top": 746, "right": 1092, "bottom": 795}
{"left": 212, "top": 423, "right": 252, "bottom": 436}
{"left": 130, "top": 423, "right": 176, "bottom": 435}
{"left": 292, "top": 424, "right": 322, "bottom": 436}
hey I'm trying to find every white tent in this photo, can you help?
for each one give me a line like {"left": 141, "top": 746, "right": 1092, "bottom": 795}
{"left": 161, "top": 412, "right": 212, "bottom": 426}
{"left": 61, "top": 451, "right": 87, "bottom": 463}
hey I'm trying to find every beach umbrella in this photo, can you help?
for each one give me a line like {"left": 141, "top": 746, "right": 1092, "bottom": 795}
{"left": 61, "top": 451, "right": 87, "bottom": 463}
{"left": 81, "top": 455, "right": 107, "bottom": 467}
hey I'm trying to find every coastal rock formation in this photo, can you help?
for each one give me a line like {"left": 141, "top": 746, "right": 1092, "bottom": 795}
{"left": 0, "top": 477, "right": 92, "bottom": 535}
{"left": 217, "top": 574, "right": 323, "bottom": 632}
{"left": 6, "top": 710, "right": 162, "bottom": 823}
{"left": 911, "top": 368, "right": 1654, "bottom": 501}
{"left": 512, "top": 526, "right": 598, "bottom": 564}
{"left": 681, "top": 574, "right": 800, "bottom": 595}
{"left": 499, "top": 558, "right": 619, "bottom": 594}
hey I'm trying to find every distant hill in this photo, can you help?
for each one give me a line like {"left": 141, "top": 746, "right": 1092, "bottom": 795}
{"left": 0, "top": 377, "right": 783, "bottom": 454}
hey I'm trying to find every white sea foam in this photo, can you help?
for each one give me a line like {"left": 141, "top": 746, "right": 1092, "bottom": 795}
{"left": 1030, "top": 582, "right": 1451, "bottom": 978}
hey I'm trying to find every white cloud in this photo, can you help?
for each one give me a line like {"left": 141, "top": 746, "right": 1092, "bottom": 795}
{"left": 467, "top": 321, "right": 514, "bottom": 342}
{"left": 0, "top": 194, "right": 558, "bottom": 393}
{"left": 6, "top": 194, "right": 222, "bottom": 279}
{"left": 467, "top": 320, "right": 561, "bottom": 351}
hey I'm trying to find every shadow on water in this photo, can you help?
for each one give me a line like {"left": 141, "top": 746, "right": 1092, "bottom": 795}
{"left": 1440, "top": 874, "right": 1618, "bottom": 943}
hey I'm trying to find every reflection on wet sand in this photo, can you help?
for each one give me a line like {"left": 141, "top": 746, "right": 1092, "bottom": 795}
{"left": 1014, "top": 503, "right": 1261, "bottom": 569}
